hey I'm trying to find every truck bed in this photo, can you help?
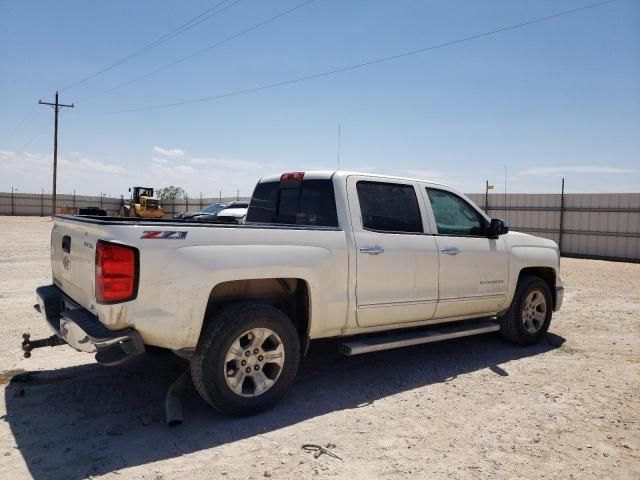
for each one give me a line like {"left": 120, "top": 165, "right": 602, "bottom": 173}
{"left": 49, "top": 214, "right": 349, "bottom": 350}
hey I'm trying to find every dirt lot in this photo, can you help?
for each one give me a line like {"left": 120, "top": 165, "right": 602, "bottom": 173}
{"left": 0, "top": 216, "right": 638, "bottom": 480}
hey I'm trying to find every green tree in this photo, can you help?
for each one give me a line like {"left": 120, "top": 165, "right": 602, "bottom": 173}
{"left": 157, "top": 185, "right": 186, "bottom": 201}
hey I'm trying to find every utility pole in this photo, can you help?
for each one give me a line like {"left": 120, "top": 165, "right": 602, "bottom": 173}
{"left": 39, "top": 92, "right": 74, "bottom": 215}
{"left": 559, "top": 178, "right": 565, "bottom": 256}
{"left": 484, "top": 180, "right": 494, "bottom": 213}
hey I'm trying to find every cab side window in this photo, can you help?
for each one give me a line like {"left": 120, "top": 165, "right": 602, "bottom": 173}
{"left": 426, "top": 188, "right": 485, "bottom": 236}
{"left": 357, "top": 181, "right": 423, "bottom": 233}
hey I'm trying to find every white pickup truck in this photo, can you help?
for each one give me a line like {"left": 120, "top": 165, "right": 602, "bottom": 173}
{"left": 28, "top": 171, "right": 563, "bottom": 416}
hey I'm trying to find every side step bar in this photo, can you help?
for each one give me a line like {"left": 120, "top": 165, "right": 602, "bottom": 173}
{"left": 339, "top": 321, "right": 500, "bottom": 356}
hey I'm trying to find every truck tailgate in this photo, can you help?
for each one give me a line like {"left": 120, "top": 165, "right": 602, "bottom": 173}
{"left": 51, "top": 217, "right": 102, "bottom": 310}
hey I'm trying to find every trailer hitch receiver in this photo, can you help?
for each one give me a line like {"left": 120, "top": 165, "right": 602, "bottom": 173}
{"left": 21, "top": 333, "right": 65, "bottom": 358}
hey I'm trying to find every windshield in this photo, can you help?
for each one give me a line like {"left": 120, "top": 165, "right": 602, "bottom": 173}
{"left": 137, "top": 188, "right": 153, "bottom": 198}
{"left": 201, "top": 203, "right": 226, "bottom": 214}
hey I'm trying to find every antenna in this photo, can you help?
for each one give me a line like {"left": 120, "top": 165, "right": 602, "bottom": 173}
{"left": 337, "top": 123, "right": 341, "bottom": 170}
{"left": 504, "top": 165, "right": 507, "bottom": 219}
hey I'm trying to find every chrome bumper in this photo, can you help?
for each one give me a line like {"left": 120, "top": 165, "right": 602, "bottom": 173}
{"left": 34, "top": 285, "right": 145, "bottom": 366}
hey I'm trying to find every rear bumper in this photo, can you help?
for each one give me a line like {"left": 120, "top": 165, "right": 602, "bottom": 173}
{"left": 35, "top": 285, "right": 145, "bottom": 366}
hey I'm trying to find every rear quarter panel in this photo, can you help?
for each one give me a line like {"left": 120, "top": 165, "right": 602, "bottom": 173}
{"left": 92, "top": 224, "right": 349, "bottom": 350}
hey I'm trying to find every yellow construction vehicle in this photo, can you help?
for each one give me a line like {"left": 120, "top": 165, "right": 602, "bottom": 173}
{"left": 119, "top": 186, "right": 164, "bottom": 219}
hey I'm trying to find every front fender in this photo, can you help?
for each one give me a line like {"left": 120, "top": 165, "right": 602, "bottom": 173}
{"left": 506, "top": 245, "right": 560, "bottom": 307}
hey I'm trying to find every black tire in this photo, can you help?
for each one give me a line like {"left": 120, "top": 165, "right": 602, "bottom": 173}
{"left": 499, "top": 275, "right": 552, "bottom": 345}
{"left": 191, "top": 302, "right": 300, "bottom": 416}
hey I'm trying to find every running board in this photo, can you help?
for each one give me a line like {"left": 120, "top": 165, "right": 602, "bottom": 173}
{"left": 339, "top": 321, "right": 500, "bottom": 356}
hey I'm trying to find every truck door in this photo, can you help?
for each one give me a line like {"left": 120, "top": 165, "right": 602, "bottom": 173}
{"left": 422, "top": 186, "right": 509, "bottom": 318}
{"left": 347, "top": 176, "right": 440, "bottom": 328}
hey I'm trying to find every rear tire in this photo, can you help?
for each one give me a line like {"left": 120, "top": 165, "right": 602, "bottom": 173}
{"left": 191, "top": 302, "right": 300, "bottom": 416}
{"left": 499, "top": 275, "right": 552, "bottom": 345}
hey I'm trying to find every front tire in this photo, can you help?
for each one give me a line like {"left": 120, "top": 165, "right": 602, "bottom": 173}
{"left": 499, "top": 275, "right": 552, "bottom": 345}
{"left": 191, "top": 302, "right": 300, "bottom": 416}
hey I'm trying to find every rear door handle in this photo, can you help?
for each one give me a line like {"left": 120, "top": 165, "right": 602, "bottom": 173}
{"left": 360, "top": 245, "right": 384, "bottom": 255}
{"left": 440, "top": 246, "right": 460, "bottom": 255}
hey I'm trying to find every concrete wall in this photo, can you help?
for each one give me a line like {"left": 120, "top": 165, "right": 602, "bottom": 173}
{"left": 1, "top": 191, "right": 638, "bottom": 262}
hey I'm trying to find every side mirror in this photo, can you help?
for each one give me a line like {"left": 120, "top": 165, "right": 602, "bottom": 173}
{"left": 128, "top": 188, "right": 131, "bottom": 192}
{"left": 488, "top": 218, "right": 509, "bottom": 238}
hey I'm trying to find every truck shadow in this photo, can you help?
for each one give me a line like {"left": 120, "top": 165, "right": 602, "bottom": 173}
{"left": 4, "top": 332, "right": 564, "bottom": 480}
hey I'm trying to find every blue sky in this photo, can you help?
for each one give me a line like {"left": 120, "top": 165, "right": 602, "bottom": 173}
{"left": 1, "top": 0, "right": 638, "bottom": 197}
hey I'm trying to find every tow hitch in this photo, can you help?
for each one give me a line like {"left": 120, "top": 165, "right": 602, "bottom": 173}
{"left": 21, "top": 332, "right": 65, "bottom": 358}
{"left": 22, "top": 302, "right": 66, "bottom": 358}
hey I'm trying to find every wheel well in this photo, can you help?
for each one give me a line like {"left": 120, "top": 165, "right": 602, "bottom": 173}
{"left": 518, "top": 267, "right": 556, "bottom": 308}
{"left": 200, "top": 278, "right": 310, "bottom": 352}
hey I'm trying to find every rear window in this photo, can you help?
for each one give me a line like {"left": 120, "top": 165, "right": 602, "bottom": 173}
{"left": 246, "top": 179, "right": 338, "bottom": 227}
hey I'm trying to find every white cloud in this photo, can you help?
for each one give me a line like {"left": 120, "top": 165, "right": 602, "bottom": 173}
{"left": 2, "top": 147, "right": 330, "bottom": 197}
{"left": 154, "top": 164, "right": 195, "bottom": 178}
{"left": 153, "top": 146, "right": 185, "bottom": 157}
{"left": 60, "top": 157, "right": 127, "bottom": 174}
{"left": 0, "top": 150, "right": 127, "bottom": 194}
{"left": 350, "top": 165, "right": 378, "bottom": 173}
{"left": 404, "top": 169, "right": 445, "bottom": 180}
{"left": 189, "top": 157, "right": 261, "bottom": 170}
{"left": 520, "top": 166, "right": 636, "bottom": 176}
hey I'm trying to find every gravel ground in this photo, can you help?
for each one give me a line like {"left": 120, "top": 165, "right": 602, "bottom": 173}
{"left": 0, "top": 216, "right": 638, "bottom": 480}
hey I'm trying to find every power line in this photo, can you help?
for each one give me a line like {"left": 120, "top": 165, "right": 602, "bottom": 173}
{"left": 14, "top": 116, "right": 50, "bottom": 152}
{"left": 110, "top": 0, "right": 618, "bottom": 114}
{"left": 5, "top": 104, "right": 40, "bottom": 143}
{"left": 14, "top": 0, "right": 244, "bottom": 141}
{"left": 76, "top": 0, "right": 316, "bottom": 103}
{"left": 60, "top": 0, "right": 244, "bottom": 93}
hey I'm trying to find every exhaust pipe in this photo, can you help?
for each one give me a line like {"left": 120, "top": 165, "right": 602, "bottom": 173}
{"left": 165, "top": 369, "right": 190, "bottom": 427}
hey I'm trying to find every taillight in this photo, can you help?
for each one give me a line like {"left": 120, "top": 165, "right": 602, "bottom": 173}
{"left": 280, "top": 172, "right": 305, "bottom": 181}
{"left": 95, "top": 241, "right": 138, "bottom": 303}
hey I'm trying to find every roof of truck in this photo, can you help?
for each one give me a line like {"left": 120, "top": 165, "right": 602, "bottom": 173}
{"left": 259, "top": 170, "right": 451, "bottom": 188}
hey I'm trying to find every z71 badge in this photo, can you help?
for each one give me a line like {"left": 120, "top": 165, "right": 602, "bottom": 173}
{"left": 141, "top": 231, "right": 188, "bottom": 239}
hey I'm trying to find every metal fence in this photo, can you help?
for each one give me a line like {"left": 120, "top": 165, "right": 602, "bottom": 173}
{"left": 0, "top": 192, "right": 249, "bottom": 218}
{"left": 466, "top": 192, "right": 640, "bottom": 262}
{"left": 1, "top": 191, "right": 638, "bottom": 262}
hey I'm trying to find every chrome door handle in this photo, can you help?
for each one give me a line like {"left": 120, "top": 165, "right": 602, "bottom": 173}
{"left": 360, "top": 245, "right": 384, "bottom": 255}
{"left": 440, "top": 246, "right": 461, "bottom": 255}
